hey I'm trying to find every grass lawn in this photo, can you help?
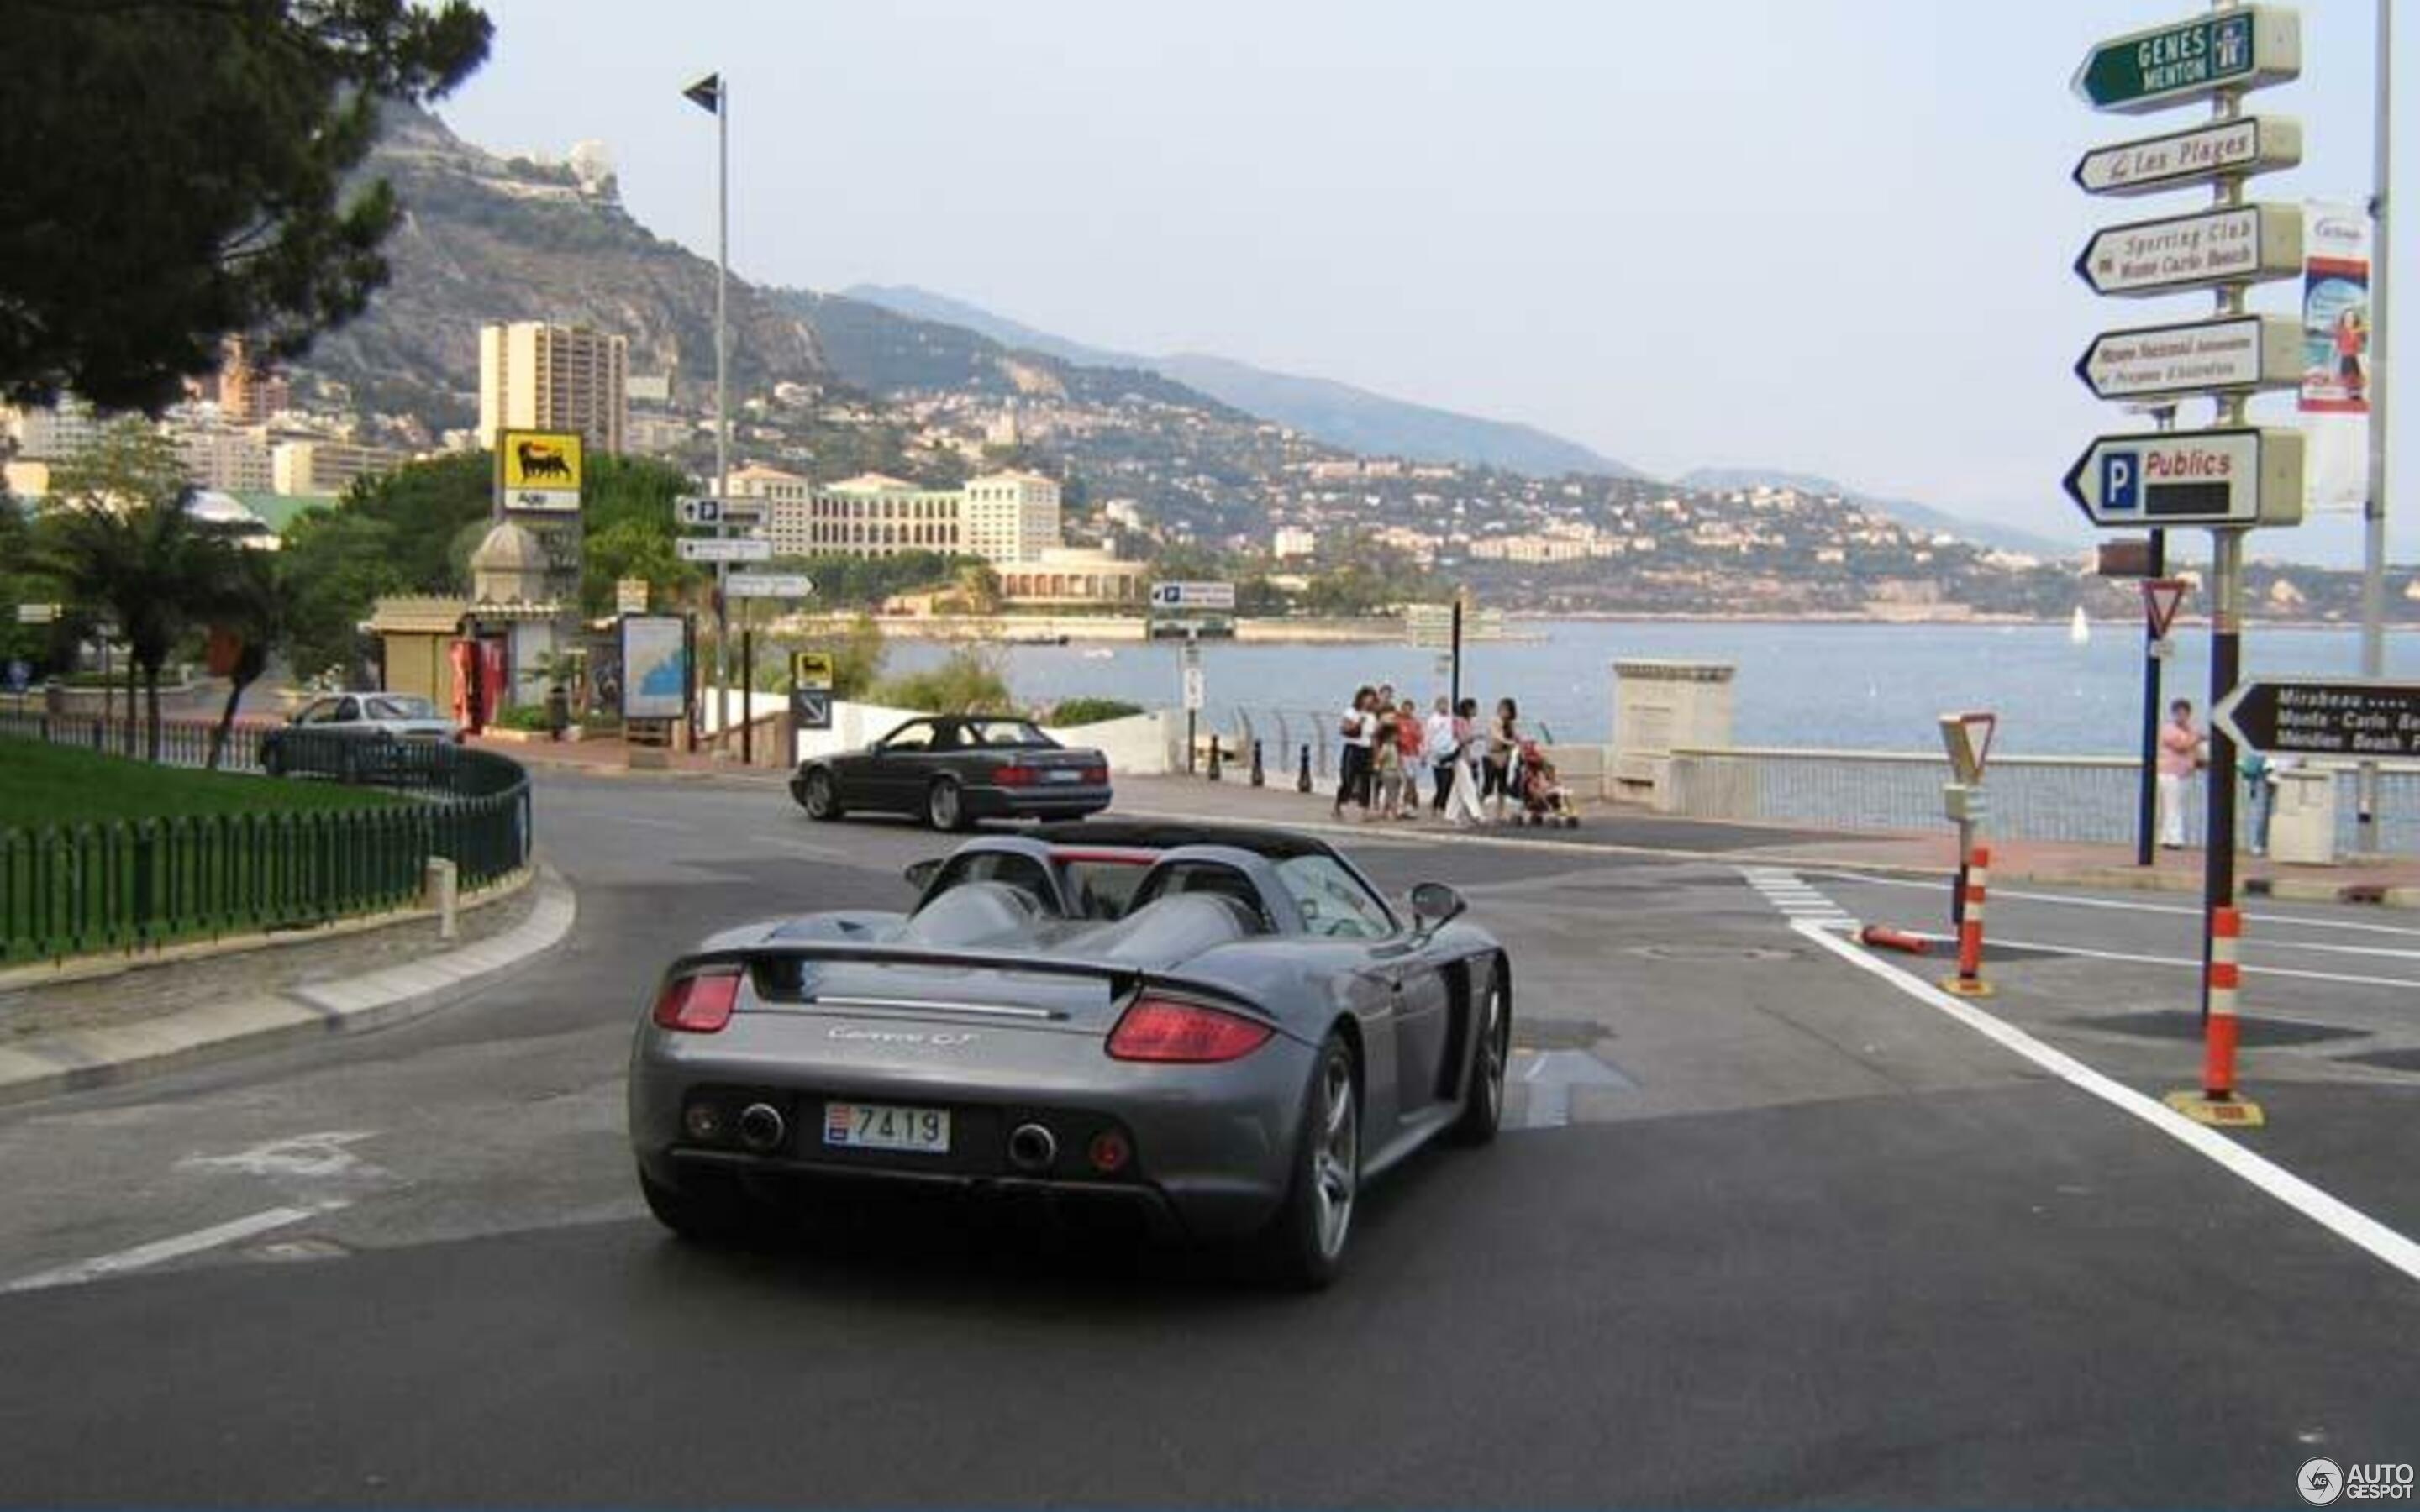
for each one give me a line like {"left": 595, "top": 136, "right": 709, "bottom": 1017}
{"left": 0, "top": 738, "right": 393, "bottom": 831}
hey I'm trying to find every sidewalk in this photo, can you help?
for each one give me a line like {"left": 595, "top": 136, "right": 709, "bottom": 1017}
{"left": 0, "top": 869, "right": 577, "bottom": 1108}
{"left": 1102, "top": 773, "right": 2420, "bottom": 906}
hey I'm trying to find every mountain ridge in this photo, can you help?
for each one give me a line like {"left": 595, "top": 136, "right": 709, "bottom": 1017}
{"left": 844, "top": 283, "right": 1645, "bottom": 480}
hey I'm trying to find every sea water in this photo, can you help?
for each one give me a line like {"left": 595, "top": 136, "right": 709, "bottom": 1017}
{"left": 886, "top": 620, "right": 2420, "bottom": 755}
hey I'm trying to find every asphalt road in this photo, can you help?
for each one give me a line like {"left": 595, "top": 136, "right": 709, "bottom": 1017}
{"left": 2, "top": 772, "right": 2417, "bottom": 1506}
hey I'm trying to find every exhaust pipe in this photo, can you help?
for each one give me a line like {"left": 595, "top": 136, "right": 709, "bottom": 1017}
{"left": 1006, "top": 1122, "right": 1057, "bottom": 1173}
{"left": 736, "top": 1102, "right": 787, "bottom": 1153}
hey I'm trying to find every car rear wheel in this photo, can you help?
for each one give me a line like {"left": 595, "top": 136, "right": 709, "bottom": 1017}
{"left": 638, "top": 1164, "right": 760, "bottom": 1247}
{"left": 1449, "top": 968, "right": 1511, "bottom": 1146}
{"left": 800, "top": 769, "right": 844, "bottom": 821}
{"left": 1253, "top": 1032, "right": 1360, "bottom": 1289}
{"left": 925, "top": 777, "right": 968, "bottom": 832}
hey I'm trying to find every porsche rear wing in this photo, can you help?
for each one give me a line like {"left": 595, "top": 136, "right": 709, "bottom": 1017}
{"left": 667, "top": 941, "right": 1266, "bottom": 1024}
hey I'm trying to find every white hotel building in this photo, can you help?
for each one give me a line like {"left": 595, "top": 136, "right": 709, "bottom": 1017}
{"left": 728, "top": 466, "right": 1150, "bottom": 606}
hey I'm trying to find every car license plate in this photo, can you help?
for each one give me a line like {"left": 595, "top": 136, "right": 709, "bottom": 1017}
{"left": 1044, "top": 769, "right": 1083, "bottom": 784}
{"left": 823, "top": 1101, "right": 950, "bottom": 1153}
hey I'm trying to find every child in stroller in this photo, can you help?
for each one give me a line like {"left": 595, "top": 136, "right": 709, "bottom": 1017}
{"left": 1515, "top": 739, "right": 1580, "bottom": 827}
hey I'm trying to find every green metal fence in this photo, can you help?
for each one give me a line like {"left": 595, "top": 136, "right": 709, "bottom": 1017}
{"left": 0, "top": 717, "right": 532, "bottom": 964}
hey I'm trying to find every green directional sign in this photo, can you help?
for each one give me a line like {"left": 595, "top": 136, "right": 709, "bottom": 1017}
{"left": 2073, "top": 7, "right": 2299, "bottom": 114}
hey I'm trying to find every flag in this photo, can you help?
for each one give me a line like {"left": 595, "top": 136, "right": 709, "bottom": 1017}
{"left": 682, "top": 73, "right": 722, "bottom": 114}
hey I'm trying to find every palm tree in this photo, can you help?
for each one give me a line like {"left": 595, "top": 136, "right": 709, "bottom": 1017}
{"left": 199, "top": 547, "right": 287, "bottom": 770}
{"left": 39, "top": 423, "right": 234, "bottom": 760}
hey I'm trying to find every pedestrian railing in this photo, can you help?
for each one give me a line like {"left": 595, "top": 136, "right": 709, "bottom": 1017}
{"left": 0, "top": 717, "right": 533, "bottom": 964}
{"left": 1665, "top": 746, "right": 2420, "bottom": 855}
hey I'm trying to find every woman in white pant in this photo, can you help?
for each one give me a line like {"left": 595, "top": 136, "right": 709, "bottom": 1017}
{"left": 1443, "top": 696, "right": 1488, "bottom": 826}
{"left": 2155, "top": 697, "right": 2201, "bottom": 849}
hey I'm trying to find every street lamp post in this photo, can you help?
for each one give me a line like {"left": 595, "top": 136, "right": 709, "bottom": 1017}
{"left": 683, "top": 71, "right": 732, "bottom": 752}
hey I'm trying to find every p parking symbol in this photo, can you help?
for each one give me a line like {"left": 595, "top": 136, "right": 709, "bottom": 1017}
{"left": 2101, "top": 451, "right": 2140, "bottom": 512}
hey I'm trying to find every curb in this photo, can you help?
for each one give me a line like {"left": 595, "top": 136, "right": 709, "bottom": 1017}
{"left": 0, "top": 867, "right": 579, "bottom": 1110}
{"left": 0, "top": 866, "right": 538, "bottom": 995}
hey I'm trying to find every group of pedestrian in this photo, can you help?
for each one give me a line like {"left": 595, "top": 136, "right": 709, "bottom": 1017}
{"left": 1330, "top": 684, "right": 1528, "bottom": 827}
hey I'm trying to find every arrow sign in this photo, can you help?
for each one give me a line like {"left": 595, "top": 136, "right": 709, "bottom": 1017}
{"left": 789, "top": 688, "right": 833, "bottom": 732}
{"left": 2215, "top": 679, "right": 2420, "bottom": 760}
{"left": 2062, "top": 427, "right": 2305, "bottom": 529}
{"left": 676, "top": 536, "right": 771, "bottom": 564}
{"left": 2073, "top": 115, "right": 2301, "bottom": 197}
{"left": 2075, "top": 203, "right": 2302, "bottom": 298}
{"left": 677, "top": 496, "right": 765, "bottom": 526}
{"left": 2072, "top": 7, "right": 2299, "bottom": 114}
{"left": 726, "top": 572, "right": 813, "bottom": 600}
{"left": 2075, "top": 314, "right": 2302, "bottom": 402}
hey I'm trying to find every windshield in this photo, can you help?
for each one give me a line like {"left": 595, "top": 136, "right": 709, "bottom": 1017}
{"left": 961, "top": 720, "right": 1056, "bottom": 750}
{"left": 367, "top": 695, "right": 438, "bottom": 720}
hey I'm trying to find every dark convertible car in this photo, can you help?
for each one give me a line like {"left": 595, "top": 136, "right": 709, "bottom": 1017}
{"left": 790, "top": 716, "right": 1112, "bottom": 830}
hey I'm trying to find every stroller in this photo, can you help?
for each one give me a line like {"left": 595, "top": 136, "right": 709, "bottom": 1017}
{"left": 1515, "top": 739, "right": 1580, "bottom": 827}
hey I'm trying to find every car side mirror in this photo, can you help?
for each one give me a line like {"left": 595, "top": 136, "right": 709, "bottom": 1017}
{"left": 903, "top": 858, "right": 942, "bottom": 893}
{"left": 1409, "top": 882, "right": 1465, "bottom": 932}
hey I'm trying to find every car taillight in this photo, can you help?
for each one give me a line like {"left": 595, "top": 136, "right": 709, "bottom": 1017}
{"left": 1107, "top": 995, "right": 1273, "bottom": 1063}
{"left": 992, "top": 764, "right": 1037, "bottom": 786}
{"left": 652, "top": 969, "right": 741, "bottom": 1033}
{"left": 1081, "top": 765, "right": 1108, "bottom": 785}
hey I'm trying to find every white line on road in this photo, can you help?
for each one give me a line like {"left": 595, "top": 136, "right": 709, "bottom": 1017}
{"left": 1, "top": 1204, "right": 345, "bottom": 1295}
{"left": 1965, "top": 934, "right": 2420, "bottom": 992}
{"left": 1807, "top": 870, "right": 2420, "bottom": 939}
{"left": 1794, "top": 920, "right": 2420, "bottom": 1288}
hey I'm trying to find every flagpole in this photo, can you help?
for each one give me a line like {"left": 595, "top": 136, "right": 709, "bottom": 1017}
{"left": 2357, "top": 0, "right": 2392, "bottom": 848}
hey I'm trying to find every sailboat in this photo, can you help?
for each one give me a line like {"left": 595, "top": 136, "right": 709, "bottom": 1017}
{"left": 2070, "top": 606, "right": 2092, "bottom": 646}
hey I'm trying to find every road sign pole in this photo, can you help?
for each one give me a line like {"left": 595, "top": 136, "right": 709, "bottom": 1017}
{"left": 2359, "top": 0, "right": 2393, "bottom": 849}
{"left": 2138, "top": 526, "right": 2167, "bottom": 868}
{"left": 2187, "top": 43, "right": 2260, "bottom": 1124}
{"left": 1449, "top": 593, "right": 1464, "bottom": 711}
{"left": 739, "top": 617, "right": 754, "bottom": 766}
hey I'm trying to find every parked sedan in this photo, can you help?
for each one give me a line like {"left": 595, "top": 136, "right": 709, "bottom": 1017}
{"left": 260, "top": 691, "right": 461, "bottom": 778}
{"left": 790, "top": 716, "right": 1111, "bottom": 830}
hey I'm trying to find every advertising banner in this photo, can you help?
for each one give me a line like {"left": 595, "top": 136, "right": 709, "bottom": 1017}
{"left": 2299, "top": 202, "right": 2371, "bottom": 512}
{"left": 620, "top": 615, "right": 689, "bottom": 722}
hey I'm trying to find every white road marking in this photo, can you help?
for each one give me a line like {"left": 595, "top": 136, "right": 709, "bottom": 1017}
{"left": 1, "top": 1205, "right": 345, "bottom": 1294}
{"left": 1807, "top": 870, "right": 2420, "bottom": 939}
{"left": 177, "top": 1131, "right": 379, "bottom": 1181}
{"left": 1958, "top": 934, "right": 2420, "bottom": 992}
{"left": 1793, "top": 919, "right": 2420, "bottom": 1287}
{"left": 1740, "top": 869, "right": 1858, "bottom": 928}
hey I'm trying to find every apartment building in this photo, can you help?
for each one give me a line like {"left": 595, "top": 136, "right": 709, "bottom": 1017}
{"left": 271, "top": 439, "right": 405, "bottom": 497}
{"left": 478, "top": 321, "right": 629, "bottom": 455}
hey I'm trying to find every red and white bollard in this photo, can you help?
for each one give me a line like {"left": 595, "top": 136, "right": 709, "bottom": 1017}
{"left": 2165, "top": 903, "right": 2266, "bottom": 1126}
{"left": 2203, "top": 905, "right": 2243, "bottom": 1099}
{"left": 1942, "top": 844, "right": 1994, "bottom": 997}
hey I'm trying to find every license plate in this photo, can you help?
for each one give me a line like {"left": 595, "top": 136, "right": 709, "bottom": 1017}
{"left": 823, "top": 1101, "right": 951, "bottom": 1153}
{"left": 1044, "top": 769, "right": 1084, "bottom": 784}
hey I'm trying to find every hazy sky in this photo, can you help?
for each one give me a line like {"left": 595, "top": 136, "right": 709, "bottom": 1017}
{"left": 439, "top": 1, "right": 2412, "bottom": 563}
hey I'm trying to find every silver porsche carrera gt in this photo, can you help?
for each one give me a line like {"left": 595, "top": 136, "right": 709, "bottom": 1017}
{"left": 627, "top": 821, "right": 1510, "bottom": 1286}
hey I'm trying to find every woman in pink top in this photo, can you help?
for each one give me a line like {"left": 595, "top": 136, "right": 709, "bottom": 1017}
{"left": 2156, "top": 698, "right": 2202, "bottom": 849}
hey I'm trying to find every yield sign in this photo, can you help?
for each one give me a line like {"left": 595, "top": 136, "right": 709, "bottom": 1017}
{"left": 2143, "top": 578, "right": 2191, "bottom": 641}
